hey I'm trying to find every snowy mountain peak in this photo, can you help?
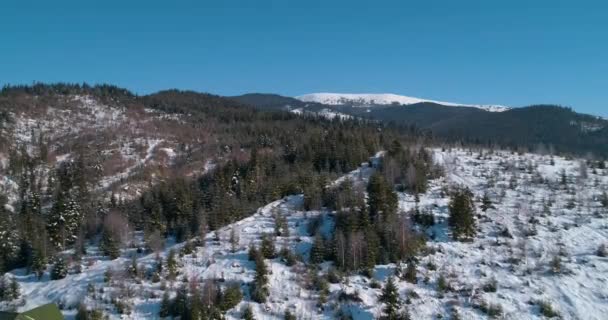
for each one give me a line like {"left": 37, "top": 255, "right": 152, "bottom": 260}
{"left": 295, "top": 92, "right": 510, "bottom": 112}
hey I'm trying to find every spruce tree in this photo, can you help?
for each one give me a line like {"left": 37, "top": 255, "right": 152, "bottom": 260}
{"left": 367, "top": 173, "right": 398, "bottom": 221}
{"left": 404, "top": 262, "right": 417, "bottom": 284}
{"left": 51, "top": 257, "right": 68, "bottom": 280}
{"left": 310, "top": 233, "right": 325, "bottom": 264}
{"left": 380, "top": 276, "right": 402, "bottom": 319}
{"left": 220, "top": 283, "right": 243, "bottom": 311}
{"left": 159, "top": 291, "right": 171, "bottom": 318}
{"left": 31, "top": 248, "right": 47, "bottom": 279}
{"left": 172, "top": 285, "right": 188, "bottom": 317}
{"left": 248, "top": 244, "right": 259, "bottom": 261}
{"left": 166, "top": 249, "right": 178, "bottom": 280}
{"left": 260, "top": 233, "right": 276, "bottom": 259}
{"left": 242, "top": 305, "right": 255, "bottom": 320}
{"left": 448, "top": 188, "right": 477, "bottom": 241}
{"left": 251, "top": 252, "right": 269, "bottom": 303}
{"left": 230, "top": 226, "right": 240, "bottom": 253}
{"left": 189, "top": 285, "right": 204, "bottom": 320}
{"left": 100, "top": 228, "right": 120, "bottom": 259}
{"left": 0, "top": 197, "right": 19, "bottom": 272}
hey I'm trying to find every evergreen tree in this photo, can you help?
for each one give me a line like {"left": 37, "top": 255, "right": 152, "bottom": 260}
{"left": 403, "top": 262, "right": 417, "bottom": 284}
{"left": 380, "top": 276, "right": 402, "bottom": 319}
{"left": 189, "top": 284, "right": 204, "bottom": 320}
{"left": 76, "top": 303, "right": 88, "bottom": 320}
{"left": 166, "top": 249, "right": 178, "bottom": 280}
{"left": 9, "top": 277, "right": 21, "bottom": 300}
{"left": 260, "top": 233, "right": 276, "bottom": 259}
{"left": 0, "top": 195, "right": 19, "bottom": 272}
{"left": 230, "top": 226, "right": 240, "bottom": 253}
{"left": 100, "top": 227, "right": 120, "bottom": 259}
{"left": 127, "top": 255, "right": 139, "bottom": 278}
{"left": 242, "top": 305, "right": 255, "bottom": 320}
{"left": 448, "top": 188, "right": 477, "bottom": 241}
{"left": 310, "top": 233, "right": 325, "bottom": 264}
{"left": 220, "top": 283, "right": 243, "bottom": 312}
{"left": 47, "top": 191, "right": 83, "bottom": 250}
{"left": 50, "top": 257, "right": 68, "bottom": 280}
{"left": 31, "top": 248, "right": 47, "bottom": 279}
{"left": 248, "top": 244, "right": 259, "bottom": 261}
{"left": 172, "top": 285, "right": 188, "bottom": 317}
{"left": 251, "top": 252, "right": 269, "bottom": 303}
{"left": 159, "top": 291, "right": 171, "bottom": 318}
{"left": 367, "top": 173, "right": 398, "bottom": 221}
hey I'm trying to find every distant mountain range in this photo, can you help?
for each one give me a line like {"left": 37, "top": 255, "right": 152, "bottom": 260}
{"left": 230, "top": 93, "right": 608, "bottom": 158}
{"left": 295, "top": 92, "right": 510, "bottom": 112}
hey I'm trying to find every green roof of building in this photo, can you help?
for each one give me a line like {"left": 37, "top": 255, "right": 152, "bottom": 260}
{"left": 0, "top": 304, "right": 63, "bottom": 320}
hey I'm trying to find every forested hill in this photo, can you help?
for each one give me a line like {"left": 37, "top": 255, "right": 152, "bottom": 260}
{"left": 0, "top": 82, "right": 430, "bottom": 276}
{"left": 233, "top": 93, "right": 608, "bottom": 158}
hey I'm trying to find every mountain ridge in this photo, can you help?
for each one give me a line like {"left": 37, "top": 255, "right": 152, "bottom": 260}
{"left": 295, "top": 92, "right": 510, "bottom": 112}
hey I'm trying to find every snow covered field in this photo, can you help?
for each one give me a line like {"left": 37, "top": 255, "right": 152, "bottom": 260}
{"left": 6, "top": 148, "right": 608, "bottom": 319}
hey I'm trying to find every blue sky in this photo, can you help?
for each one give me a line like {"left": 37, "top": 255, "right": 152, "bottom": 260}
{"left": 1, "top": 0, "right": 607, "bottom": 115}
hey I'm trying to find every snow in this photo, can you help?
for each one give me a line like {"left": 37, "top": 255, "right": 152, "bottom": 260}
{"left": 289, "top": 107, "right": 353, "bottom": 120}
{"left": 7, "top": 148, "right": 608, "bottom": 319}
{"left": 296, "top": 93, "right": 510, "bottom": 112}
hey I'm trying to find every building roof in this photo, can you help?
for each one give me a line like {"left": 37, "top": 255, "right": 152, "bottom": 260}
{"left": 0, "top": 304, "right": 63, "bottom": 320}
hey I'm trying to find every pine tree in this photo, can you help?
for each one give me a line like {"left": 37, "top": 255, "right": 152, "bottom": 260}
{"left": 159, "top": 291, "right": 171, "bottom": 318}
{"left": 367, "top": 173, "right": 398, "bottom": 221}
{"left": 260, "top": 233, "right": 276, "bottom": 259}
{"left": 0, "top": 196, "right": 19, "bottom": 272}
{"left": 51, "top": 257, "right": 68, "bottom": 280}
{"left": 189, "top": 284, "right": 204, "bottom": 320}
{"left": 404, "top": 262, "right": 417, "bottom": 284}
{"left": 220, "top": 283, "right": 243, "bottom": 312}
{"left": 172, "top": 285, "right": 188, "bottom": 317}
{"left": 448, "top": 188, "right": 477, "bottom": 241}
{"left": 47, "top": 191, "right": 83, "bottom": 250}
{"left": 230, "top": 226, "right": 240, "bottom": 253}
{"left": 31, "top": 248, "right": 47, "bottom": 279}
{"left": 251, "top": 252, "right": 269, "bottom": 303}
{"left": 380, "top": 276, "right": 401, "bottom": 319}
{"left": 100, "top": 228, "right": 120, "bottom": 259}
{"left": 242, "top": 304, "right": 255, "bottom": 320}
{"left": 248, "top": 244, "right": 259, "bottom": 261}
{"left": 166, "top": 249, "right": 178, "bottom": 280}
{"left": 127, "top": 255, "right": 139, "bottom": 278}
{"left": 310, "top": 233, "right": 325, "bottom": 264}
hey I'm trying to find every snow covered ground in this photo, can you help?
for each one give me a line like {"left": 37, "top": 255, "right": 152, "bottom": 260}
{"left": 6, "top": 148, "right": 608, "bottom": 319}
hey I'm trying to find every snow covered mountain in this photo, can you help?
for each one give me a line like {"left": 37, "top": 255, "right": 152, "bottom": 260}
{"left": 296, "top": 93, "right": 510, "bottom": 112}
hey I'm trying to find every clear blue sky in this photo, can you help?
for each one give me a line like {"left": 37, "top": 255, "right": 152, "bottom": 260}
{"left": 1, "top": 0, "right": 607, "bottom": 115}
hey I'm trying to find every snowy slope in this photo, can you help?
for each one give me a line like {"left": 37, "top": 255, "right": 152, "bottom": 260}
{"left": 296, "top": 93, "right": 510, "bottom": 112}
{"left": 6, "top": 148, "right": 608, "bottom": 319}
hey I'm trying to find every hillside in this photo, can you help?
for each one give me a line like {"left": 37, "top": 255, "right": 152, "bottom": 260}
{"left": 234, "top": 93, "right": 608, "bottom": 158}
{"left": 1, "top": 84, "right": 607, "bottom": 320}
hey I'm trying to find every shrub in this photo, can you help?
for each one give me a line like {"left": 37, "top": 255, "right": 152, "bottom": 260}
{"left": 482, "top": 278, "right": 498, "bottom": 292}
{"left": 538, "top": 300, "right": 560, "bottom": 318}
{"left": 597, "top": 244, "right": 607, "bottom": 257}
